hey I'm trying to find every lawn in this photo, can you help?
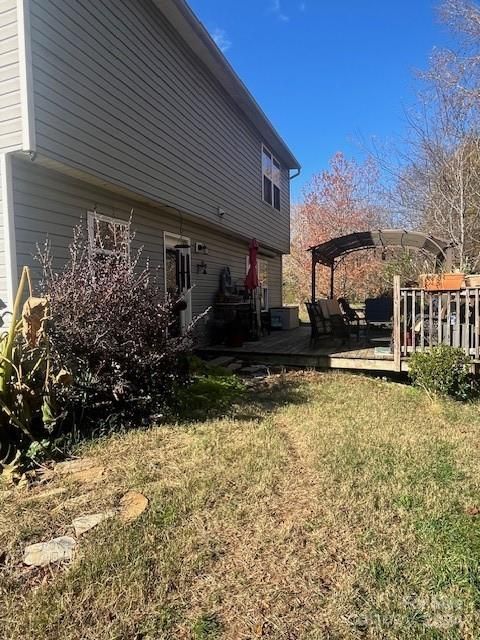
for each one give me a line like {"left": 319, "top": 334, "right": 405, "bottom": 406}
{"left": 1, "top": 372, "right": 480, "bottom": 639}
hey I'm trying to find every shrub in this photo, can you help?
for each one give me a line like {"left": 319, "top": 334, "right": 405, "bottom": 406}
{"left": 408, "top": 345, "right": 474, "bottom": 400}
{"left": 37, "top": 225, "right": 193, "bottom": 436}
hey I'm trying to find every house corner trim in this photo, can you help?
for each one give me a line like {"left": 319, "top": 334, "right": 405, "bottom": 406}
{"left": 17, "top": 0, "right": 36, "bottom": 152}
{"left": 1, "top": 154, "right": 18, "bottom": 309}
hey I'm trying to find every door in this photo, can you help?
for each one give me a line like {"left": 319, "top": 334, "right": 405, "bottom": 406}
{"left": 164, "top": 233, "right": 192, "bottom": 333}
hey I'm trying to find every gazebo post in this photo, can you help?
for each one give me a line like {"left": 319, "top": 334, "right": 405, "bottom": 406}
{"left": 311, "top": 252, "right": 316, "bottom": 302}
{"left": 329, "top": 261, "right": 335, "bottom": 299}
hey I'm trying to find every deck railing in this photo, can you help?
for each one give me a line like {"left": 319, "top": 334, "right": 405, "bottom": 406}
{"left": 393, "top": 275, "right": 480, "bottom": 371}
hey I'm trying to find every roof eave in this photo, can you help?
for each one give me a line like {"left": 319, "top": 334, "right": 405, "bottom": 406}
{"left": 153, "top": 0, "right": 301, "bottom": 170}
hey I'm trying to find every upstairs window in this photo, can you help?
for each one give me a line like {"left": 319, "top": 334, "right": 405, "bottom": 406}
{"left": 262, "top": 145, "right": 281, "bottom": 211}
{"left": 87, "top": 211, "right": 130, "bottom": 257}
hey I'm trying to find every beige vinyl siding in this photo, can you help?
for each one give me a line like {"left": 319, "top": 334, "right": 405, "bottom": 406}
{"left": 28, "top": 0, "right": 290, "bottom": 254}
{"left": 0, "top": 163, "right": 7, "bottom": 306}
{"left": 267, "top": 255, "right": 283, "bottom": 308}
{"left": 12, "top": 158, "right": 283, "bottom": 316}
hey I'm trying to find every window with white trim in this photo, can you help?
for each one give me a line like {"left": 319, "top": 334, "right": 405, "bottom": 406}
{"left": 87, "top": 211, "right": 130, "bottom": 257}
{"left": 262, "top": 145, "right": 281, "bottom": 211}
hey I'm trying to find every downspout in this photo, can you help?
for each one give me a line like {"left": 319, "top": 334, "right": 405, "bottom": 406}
{"left": 289, "top": 168, "right": 301, "bottom": 181}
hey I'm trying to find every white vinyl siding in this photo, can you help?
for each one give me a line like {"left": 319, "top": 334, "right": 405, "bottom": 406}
{"left": 28, "top": 0, "right": 291, "bottom": 253}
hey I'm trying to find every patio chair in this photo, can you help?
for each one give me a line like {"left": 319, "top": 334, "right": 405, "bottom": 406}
{"left": 306, "top": 300, "right": 349, "bottom": 346}
{"left": 324, "top": 299, "right": 352, "bottom": 344}
{"left": 364, "top": 296, "right": 393, "bottom": 341}
{"left": 305, "top": 302, "right": 327, "bottom": 345}
{"left": 337, "top": 297, "right": 364, "bottom": 341}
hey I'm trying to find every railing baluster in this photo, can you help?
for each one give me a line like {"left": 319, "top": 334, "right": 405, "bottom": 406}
{"left": 428, "top": 292, "right": 433, "bottom": 349}
{"left": 476, "top": 289, "right": 480, "bottom": 360}
{"left": 464, "top": 288, "right": 470, "bottom": 355}
{"left": 420, "top": 289, "right": 425, "bottom": 350}
{"left": 455, "top": 291, "right": 461, "bottom": 348}
{"left": 438, "top": 293, "right": 442, "bottom": 346}
{"left": 403, "top": 290, "right": 407, "bottom": 356}
{"left": 393, "top": 277, "right": 401, "bottom": 370}
{"left": 446, "top": 293, "right": 451, "bottom": 346}
{"left": 411, "top": 290, "right": 416, "bottom": 353}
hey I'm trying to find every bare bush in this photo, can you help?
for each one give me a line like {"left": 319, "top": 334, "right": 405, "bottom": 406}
{"left": 37, "top": 225, "right": 192, "bottom": 435}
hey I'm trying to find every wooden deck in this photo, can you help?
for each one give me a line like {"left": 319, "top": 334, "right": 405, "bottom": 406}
{"left": 200, "top": 325, "right": 409, "bottom": 373}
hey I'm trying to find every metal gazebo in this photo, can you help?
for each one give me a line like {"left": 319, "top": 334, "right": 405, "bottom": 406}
{"left": 308, "top": 229, "right": 455, "bottom": 300}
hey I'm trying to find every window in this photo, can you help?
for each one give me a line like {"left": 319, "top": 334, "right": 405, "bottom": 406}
{"left": 87, "top": 211, "right": 130, "bottom": 257}
{"left": 262, "top": 145, "right": 281, "bottom": 211}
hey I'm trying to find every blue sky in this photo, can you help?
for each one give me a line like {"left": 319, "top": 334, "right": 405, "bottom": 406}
{"left": 188, "top": 0, "right": 453, "bottom": 201}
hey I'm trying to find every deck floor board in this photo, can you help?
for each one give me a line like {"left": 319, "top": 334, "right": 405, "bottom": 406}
{"left": 199, "top": 326, "right": 402, "bottom": 372}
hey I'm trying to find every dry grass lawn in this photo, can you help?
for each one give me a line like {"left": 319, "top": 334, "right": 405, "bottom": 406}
{"left": 1, "top": 372, "right": 480, "bottom": 639}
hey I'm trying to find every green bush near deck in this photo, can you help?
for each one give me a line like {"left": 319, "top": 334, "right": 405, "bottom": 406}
{"left": 408, "top": 345, "right": 474, "bottom": 400}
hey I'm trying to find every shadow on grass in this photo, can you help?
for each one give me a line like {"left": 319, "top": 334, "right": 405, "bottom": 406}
{"left": 174, "top": 370, "right": 314, "bottom": 424}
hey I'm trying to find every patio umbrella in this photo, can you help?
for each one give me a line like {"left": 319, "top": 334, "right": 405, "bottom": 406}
{"left": 245, "top": 238, "right": 259, "bottom": 291}
{"left": 245, "top": 239, "right": 260, "bottom": 339}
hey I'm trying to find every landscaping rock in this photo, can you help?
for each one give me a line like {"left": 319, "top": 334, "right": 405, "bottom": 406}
{"left": 72, "top": 511, "right": 114, "bottom": 536}
{"left": 207, "top": 355, "right": 236, "bottom": 368}
{"left": 119, "top": 491, "right": 149, "bottom": 523}
{"left": 240, "top": 365, "right": 269, "bottom": 376}
{"left": 69, "top": 466, "right": 105, "bottom": 484}
{"left": 55, "top": 458, "right": 97, "bottom": 475}
{"left": 226, "top": 361, "right": 243, "bottom": 372}
{"left": 23, "top": 536, "right": 76, "bottom": 567}
{"left": 56, "top": 459, "right": 105, "bottom": 484}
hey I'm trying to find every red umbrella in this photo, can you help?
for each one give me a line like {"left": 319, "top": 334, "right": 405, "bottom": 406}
{"left": 245, "top": 239, "right": 259, "bottom": 291}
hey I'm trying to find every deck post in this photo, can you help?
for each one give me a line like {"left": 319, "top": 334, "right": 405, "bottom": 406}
{"left": 393, "top": 275, "right": 401, "bottom": 372}
{"left": 311, "top": 252, "right": 316, "bottom": 302}
{"left": 329, "top": 262, "right": 335, "bottom": 299}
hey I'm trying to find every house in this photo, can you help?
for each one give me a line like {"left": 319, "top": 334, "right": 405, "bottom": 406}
{"left": 0, "top": 0, "right": 300, "bottom": 331}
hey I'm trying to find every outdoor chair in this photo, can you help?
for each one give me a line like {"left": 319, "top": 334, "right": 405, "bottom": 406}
{"left": 306, "top": 300, "right": 349, "bottom": 346}
{"left": 364, "top": 297, "right": 393, "bottom": 341}
{"left": 337, "top": 297, "right": 364, "bottom": 341}
{"left": 328, "top": 313, "right": 350, "bottom": 344}
{"left": 305, "top": 302, "right": 326, "bottom": 345}
{"left": 323, "top": 299, "right": 351, "bottom": 344}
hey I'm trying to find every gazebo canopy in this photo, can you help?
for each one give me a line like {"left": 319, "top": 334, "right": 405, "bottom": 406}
{"left": 309, "top": 229, "right": 454, "bottom": 267}
{"left": 309, "top": 229, "right": 455, "bottom": 300}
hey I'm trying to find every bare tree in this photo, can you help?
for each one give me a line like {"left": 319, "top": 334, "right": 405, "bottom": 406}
{"left": 392, "top": 0, "right": 480, "bottom": 271}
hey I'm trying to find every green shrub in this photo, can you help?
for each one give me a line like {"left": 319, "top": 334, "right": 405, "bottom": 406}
{"left": 408, "top": 345, "right": 474, "bottom": 400}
